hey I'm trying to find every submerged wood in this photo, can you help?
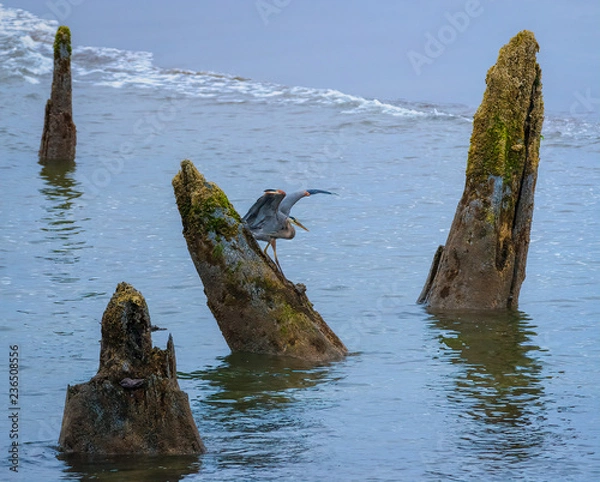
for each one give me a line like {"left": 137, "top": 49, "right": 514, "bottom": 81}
{"left": 172, "top": 159, "right": 347, "bottom": 362}
{"left": 39, "top": 25, "right": 77, "bottom": 164}
{"left": 419, "top": 30, "right": 544, "bottom": 311}
{"left": 58, "top": 282, "right": 205, "bottom": 455}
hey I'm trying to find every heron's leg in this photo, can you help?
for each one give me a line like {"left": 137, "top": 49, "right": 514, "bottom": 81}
{"left": 263, "top": 242, "right": 270, "bottom": 256}
{"left": 271, "top": 239, "right": 284, "bottom": 273}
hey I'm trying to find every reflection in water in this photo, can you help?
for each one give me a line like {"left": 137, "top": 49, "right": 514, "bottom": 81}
{"left": 429, "top": 311, "right": 547, "bottom": 463}
{"left": 181, "top": 352, "right": 332, "bottom": 410}
{"left": 38, "top": 162, "right": 86, "bottom": 283}
{"left": 59, "top": 453, "right": 200, "bottom": 482}
{"left": 180, "top": 352, "right": 335, "bottom": 471}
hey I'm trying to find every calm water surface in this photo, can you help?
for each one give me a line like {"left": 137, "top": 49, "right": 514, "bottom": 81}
{"left": 1, "top": 6, "right": 599, "bottom": 481}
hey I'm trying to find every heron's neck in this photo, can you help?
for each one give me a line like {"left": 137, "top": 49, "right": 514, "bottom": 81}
{"left": 280, "top": 220, "right": 296, "bottom": 239}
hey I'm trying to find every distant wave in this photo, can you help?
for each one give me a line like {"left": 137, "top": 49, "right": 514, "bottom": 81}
{"left": 1, "top": 3, "right": 598, "bottom": 139}
{"left": 543, "top": 115, "right": 600, "bottom": 142}
{"left": 73, "top": 47, "right": 429, "bottom": 117}
{"left": 0, "top": 3, "right": 434, "bottom": 119}
{"left": 0, "top": 4, "right": 55, "bottom": 83}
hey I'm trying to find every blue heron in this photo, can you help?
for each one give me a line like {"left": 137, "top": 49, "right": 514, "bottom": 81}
{"left": 243, "top": 189, "right": 333, "bottom": 272}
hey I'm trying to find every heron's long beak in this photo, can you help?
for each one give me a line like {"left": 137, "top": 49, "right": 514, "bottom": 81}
{"left": 290, "top": 216, "right": 309, "bottom": 232}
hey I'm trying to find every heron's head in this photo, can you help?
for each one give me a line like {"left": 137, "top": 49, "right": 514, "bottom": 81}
{"left": 289, "top": 216, "right": 309, "bottom": 232}
{"left": 305, "top": 189, "right": 335, "bottom": 196}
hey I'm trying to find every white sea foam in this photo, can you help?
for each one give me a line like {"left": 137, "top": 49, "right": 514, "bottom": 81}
{"left": 0, "top": 5, "right": 55, "bottom": 80}
{"left": 1, "top": 3, "right": 598, "bottom": 140}
{"left": 542, "top": 116, "right": 600, "bottom": 142}
{"left": 0, "top": 5, "right": 432, "bottom": 120}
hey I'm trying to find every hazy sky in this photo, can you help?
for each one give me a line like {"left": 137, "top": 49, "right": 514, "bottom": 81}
{"left": 7, "top": 0, "right": 600, "bottom": 114}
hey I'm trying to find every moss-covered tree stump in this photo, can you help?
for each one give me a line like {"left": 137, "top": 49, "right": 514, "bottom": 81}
{"left": 419, "top": 30, "right": 544, "bottom": 311}
{"left": 58, "top": 282, "right": 205, "bottom": 455}
{"left": 39, "top": 25, "right": 77, "bottom": 164}
{"left": 172, "top": 159, "right": 347, "bottom": 362}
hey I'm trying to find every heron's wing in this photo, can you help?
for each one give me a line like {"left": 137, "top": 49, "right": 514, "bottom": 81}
{"left": 242, "top": 191, "right": 285, "bottom": 230}
{"left": 279, "top": 189, "right": 335, "bottom": 216}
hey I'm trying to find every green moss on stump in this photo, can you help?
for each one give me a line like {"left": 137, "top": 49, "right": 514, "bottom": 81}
{"left": 174, "top": 159, "right": 241, "bottom": 241}
{"left": 466, "top": 30, "right": 542, "bottom": 185}
{"left": 54, "top": 25, "right": 72, "bottom": 59}
{"left": 212, "top": 242, "right": 224, "bottom": 261}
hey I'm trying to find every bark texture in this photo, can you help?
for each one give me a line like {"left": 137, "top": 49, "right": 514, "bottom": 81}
{"left": 172, "top": 159, "right": 347, "bottom": 362}
{"left": 419, "top": 30, "right": 544, "bottom": 311}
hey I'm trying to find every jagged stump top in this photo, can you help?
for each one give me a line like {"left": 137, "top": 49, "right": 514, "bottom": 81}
{"left": 97, "top": 282, "right": 177, "bottom": 383}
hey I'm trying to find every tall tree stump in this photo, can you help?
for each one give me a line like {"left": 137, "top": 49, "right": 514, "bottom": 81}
{"left": 419, "top": 30, "right": 544, "bottom": 311}
{"left": 39, "top": 25, "right": 77, "bottom": 163}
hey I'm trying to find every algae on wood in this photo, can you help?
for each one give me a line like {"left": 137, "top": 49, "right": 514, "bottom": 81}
{"left": 419, "top": 30, "right": 544, "bottom": 311}
{"left": 39, "top": 25, "right": 77, "bottom": 164}
{"left": 172, "top": 159, "right": 347, "bottom": 363}
{"left": 58, "top": 282, "right": 205, "bottom": 455}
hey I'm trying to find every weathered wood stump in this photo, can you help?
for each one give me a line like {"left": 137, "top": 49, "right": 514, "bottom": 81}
{"left": 418, "top": 30, "right": 544, "bottom": 311}
{"left": 58, "top": 282, "right": 205, "bottom": 455}
{"left": 39, "top": 25, "right": 77, "bottom": 164}
{"left": 172, "top": 159, "right": 347, "bottom": 362}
